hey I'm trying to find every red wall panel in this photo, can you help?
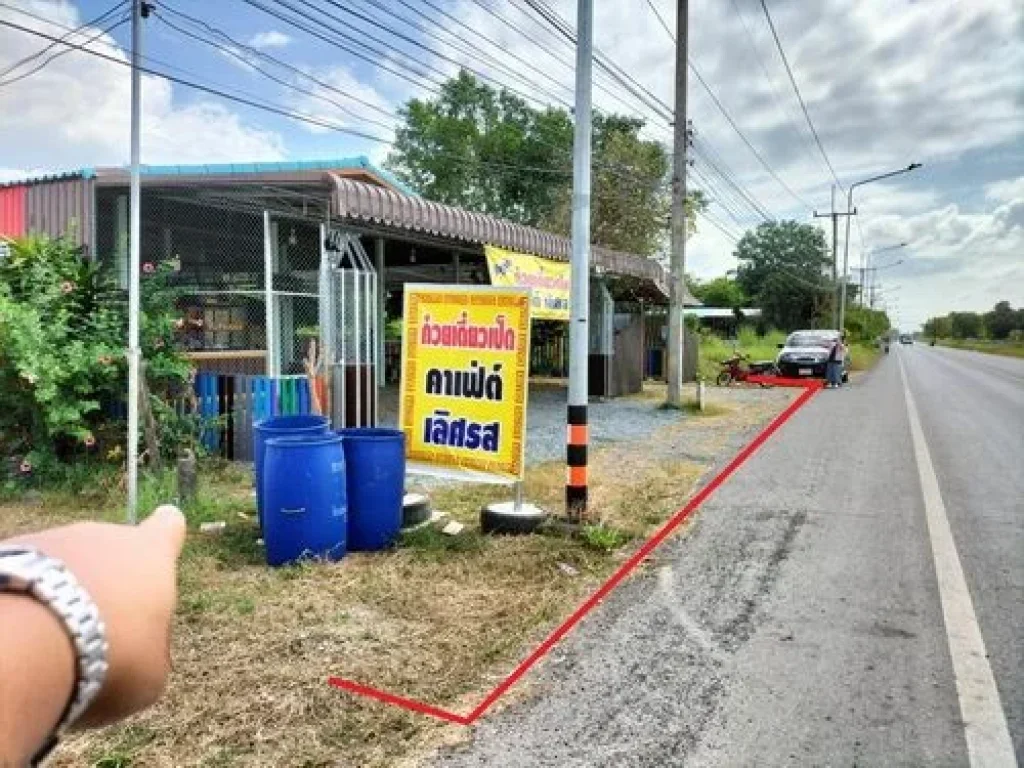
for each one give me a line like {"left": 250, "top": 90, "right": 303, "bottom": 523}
{"left": 0, "top": 185, "right": 26, "bottom": 239}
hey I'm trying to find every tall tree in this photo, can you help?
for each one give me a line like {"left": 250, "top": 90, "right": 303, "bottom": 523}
{"left": 689, "top": 275, "right": 747, "bottom": 308}
{"left": 949, "top": 311, "right": 983, "bottom": 339}
{"left": 386, "top": 71, "right": 704, "bottom": 257}
{"left": 984, "top": 300, "right": 1017, "bottom": 339}
{"left": 734, "top": 221, "right": 831, "bottom": 330}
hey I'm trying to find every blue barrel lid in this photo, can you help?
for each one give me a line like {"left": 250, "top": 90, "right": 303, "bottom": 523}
{"left": 335, "top": 427, "right": 404, "bottom": 440}
{"left": 265, "top": 433, "right": 344, "bottom": 448}
{"left": 255, "top": 414, "right": 329, "bottom": 433}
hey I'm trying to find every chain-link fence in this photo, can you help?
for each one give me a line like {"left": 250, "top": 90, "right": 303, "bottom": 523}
{"left": 94, "top": 185, "right": 328, "bottom": 378}
{"left": 91, "top": 183, "right": 357, "bottom": 457}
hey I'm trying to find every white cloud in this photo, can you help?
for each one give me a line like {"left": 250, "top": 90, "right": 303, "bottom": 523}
{"left": 284, "top": 64, "right": 396, "bottom": 138}
{"left": 0, "top": 1, "right": 285, "bottom": 173}
{"left": 247, "top": 30, "right": 291, "bottom": 50}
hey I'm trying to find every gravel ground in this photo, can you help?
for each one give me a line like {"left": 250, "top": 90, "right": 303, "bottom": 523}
{"left": 380, "top": 382, "right": 792, "bottom": 471}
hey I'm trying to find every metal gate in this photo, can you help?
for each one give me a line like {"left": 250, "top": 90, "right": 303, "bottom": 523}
{"left": 319, "top": 227, "right": 381, "bottom": 428}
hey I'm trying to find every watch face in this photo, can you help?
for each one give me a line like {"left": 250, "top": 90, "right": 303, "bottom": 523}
{"left": 0, "top": 548, "right": 37, "bottom": 591}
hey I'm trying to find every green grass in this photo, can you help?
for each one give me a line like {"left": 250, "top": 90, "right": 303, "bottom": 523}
{"left": 697, "top": 329, "right": 786, "bottom": 381}
{"left": 848, "top": 342, "right": 880, "bottom": 372}
{"left": 698, "top": 329, "right": 885, "bottom": 381}
{"left": 937, "top": 339, "right": 1024, "bottom": 359}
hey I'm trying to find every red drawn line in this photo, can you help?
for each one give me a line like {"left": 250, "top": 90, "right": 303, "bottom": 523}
{"left": 329, "top": 380, "right": 822, "bottom": 723}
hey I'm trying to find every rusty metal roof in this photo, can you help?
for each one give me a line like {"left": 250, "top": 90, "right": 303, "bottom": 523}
{"left": 327, "top": 174, "right": 680, "bottom": 297}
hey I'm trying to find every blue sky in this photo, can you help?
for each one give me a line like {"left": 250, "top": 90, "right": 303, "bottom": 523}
{"left": 1, "top": 0, "right": 1022, "bottom": 330}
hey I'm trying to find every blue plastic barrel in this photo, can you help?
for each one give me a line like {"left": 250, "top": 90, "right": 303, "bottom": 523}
{"left": 336, "top": 428, "right": 406, "bottom": 551}
{"left": 253, "top": 414, "right": 329, "bottom": 529}
{"left": 262, "top": 433, "right": 347, "bottom": 567}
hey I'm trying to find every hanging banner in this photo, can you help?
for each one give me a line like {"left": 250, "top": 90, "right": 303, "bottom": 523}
{"left": 399, "top": 285, "right": 531, "bottom": 481}
{"left": 484, "top": 245, "right": 570, "bottom": 321}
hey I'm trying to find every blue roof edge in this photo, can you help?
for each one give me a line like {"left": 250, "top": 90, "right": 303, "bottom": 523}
{"left": 1, "top": 157, "right": 416, "bottom": 195}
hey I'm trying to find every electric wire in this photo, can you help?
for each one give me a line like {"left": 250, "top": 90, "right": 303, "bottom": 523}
{"left": 642, "top": 0, "right": 813, "bottom": 210}
{"left": 757, "top": 0, "right": 844, "bottom": 191}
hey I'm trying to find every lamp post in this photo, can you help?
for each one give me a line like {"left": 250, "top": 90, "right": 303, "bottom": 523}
{"left": 839, "top": 163, "right": 921, "bottom": 331}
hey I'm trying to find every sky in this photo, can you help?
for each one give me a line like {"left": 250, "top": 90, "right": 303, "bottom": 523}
{"left": 0, "top": 0, "right": 1021, "bottom": 331}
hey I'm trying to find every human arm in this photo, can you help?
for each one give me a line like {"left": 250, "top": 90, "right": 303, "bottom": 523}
{"left": 0, "top": 505, "right": 185, "bottom": 765}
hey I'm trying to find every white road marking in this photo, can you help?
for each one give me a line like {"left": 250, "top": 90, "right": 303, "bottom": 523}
{"left": 899, "top": 359, "right": 1017, "bottom": 768}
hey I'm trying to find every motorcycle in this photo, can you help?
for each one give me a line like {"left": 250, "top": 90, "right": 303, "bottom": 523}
{"left": 717, "top": 354, "right": 777, "bottom": 387}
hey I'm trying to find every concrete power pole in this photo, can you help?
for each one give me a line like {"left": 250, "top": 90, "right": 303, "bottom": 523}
{"left": 813, "top": 185, "right": 852, "bottom": 330}
{"left": 566, "top": 0, "right": 593, "bottom": 520}
{"left": 666, "top": 0, "right": 689, "bottom": 407}
{"left": 126, "top": 0, "right": 147, "bottom": 523}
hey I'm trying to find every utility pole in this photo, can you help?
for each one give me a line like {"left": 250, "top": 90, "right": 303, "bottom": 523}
{"left": 126, "top": 0, "right": 148, "bottom": 523}
{"left": 665, "top": 0, "right": 689, "bottom": 407}
{"left": 813, "top": 185, "right": 852, "bottom": 330}
{"left": 566, "top": 0, "right": 593, "bottom": 521}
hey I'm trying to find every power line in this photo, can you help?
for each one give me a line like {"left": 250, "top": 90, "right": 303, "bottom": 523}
{"left": 0, "top": 11, "right": 128, "bottom": 86}
{"left": 0, "top": 14, "right": 680, "bottom": 197}
{"left": 0, "top": 0, "right": 126, "bottom": 79}
{"left": 300, "top": 0, "right": 572, "bottom": 111}
{"left": 641, "top": 0, "right": 813, "bottom": 211}
{"left": 152, "top": 7, "right": 396, "bottom": 132}
{"left": 521, "top": 0, "right": 675, "bottom": 124}
{"left": 242, "top": 0, "right": 448, "bottom": 93}
{"left": 757, "top": 0, "right": 844, "bottom": 191}
{"left": 691, "top": 138, "right": 775, "bottom": 221}
{"left": 387, "top": 0, "right": 574, "bottom": 106}
{"left": 466, "top": 0, "right": 656, "bottom": 122}
{"left": 726, "top": 0, "right": 833, "bottom": 184}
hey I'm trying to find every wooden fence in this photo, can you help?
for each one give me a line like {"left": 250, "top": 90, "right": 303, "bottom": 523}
{"left": 194, "top": 373, "right": 314, "bottom": 461}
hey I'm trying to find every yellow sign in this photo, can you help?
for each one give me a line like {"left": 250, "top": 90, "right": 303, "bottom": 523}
{"left": 485, "top": 245, "right": 570, "bottom": 321}
{"left": 399, "top": 285, "right": 532, "bottom": 481}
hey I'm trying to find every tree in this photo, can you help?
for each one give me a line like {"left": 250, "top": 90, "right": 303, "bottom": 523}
{"left": 922, "top": 315, "right": 952, "bottom": 339}
{"left": 690, "top": 275, "right": 747, "bottom": 308}
{"left": 734, "top": 221, "right": 831, "bottom": 330}
{"left": 984, "top": 301, "right": 1017, "bottom": 339}
{"left": 949, "top": 311, "right": 983, "bottom": 339}
{"left": 387, "top": 71, "right": 705, "bottom": 257}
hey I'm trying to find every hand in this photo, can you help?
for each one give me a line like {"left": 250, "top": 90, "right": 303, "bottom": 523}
{"left": 8, "top": 505, "right": 186, "bottom": 728}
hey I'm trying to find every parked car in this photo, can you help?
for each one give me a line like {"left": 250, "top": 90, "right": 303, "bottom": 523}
{"left": 899, "top": 334, "right": 913, "bottom": 345}
{"left": 776, "top": 330, "right": 849, "bottom": 381}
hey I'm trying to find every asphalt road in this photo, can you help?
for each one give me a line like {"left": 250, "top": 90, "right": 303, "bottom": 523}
{"left": 434, "top": 345, "right": 1022, "bottom": 767}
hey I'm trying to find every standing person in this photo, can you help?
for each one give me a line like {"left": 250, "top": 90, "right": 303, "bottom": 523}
{"left": 826, "top": 333, "right": 846, "bottom": 388}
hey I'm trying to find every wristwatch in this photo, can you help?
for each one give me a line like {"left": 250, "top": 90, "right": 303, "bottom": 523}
{"left": 0, "top": 546, "right": 108, "bottom": 765}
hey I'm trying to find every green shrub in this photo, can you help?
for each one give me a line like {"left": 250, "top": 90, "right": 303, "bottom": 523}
{"left": 0, "top": 236, "right": 198, "bottom": 483}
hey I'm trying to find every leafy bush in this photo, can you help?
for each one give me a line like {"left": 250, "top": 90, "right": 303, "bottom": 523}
{"left": 0, "top": 236, "right": 197, "bottom": 482}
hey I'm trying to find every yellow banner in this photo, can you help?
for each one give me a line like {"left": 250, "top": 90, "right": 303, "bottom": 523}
{"left": 485, "top": 245, "right": 570, "bottom": 321}
{"left": 399, "top": 285, "right": 532, "bottom": 481}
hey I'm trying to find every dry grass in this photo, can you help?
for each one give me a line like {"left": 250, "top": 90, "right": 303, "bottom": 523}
{"left": 0, "top": 387, "right": 792, "bottom": 768}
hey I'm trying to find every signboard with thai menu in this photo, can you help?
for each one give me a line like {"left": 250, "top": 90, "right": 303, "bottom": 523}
{"left": 484, "top": 245, "right": 570, "bottom": 321}
{"left": 399, "top": 285, "right": 531, "bottom": 481}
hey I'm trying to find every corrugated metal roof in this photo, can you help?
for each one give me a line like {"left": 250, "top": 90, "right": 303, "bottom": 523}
{"left": 0, "top": 169, "right": 94, "bottom": 187}
{"left": 328, "top": 174, "right": 674, "bottom": 293}
{"left": 0, "top": 156, "right": 414, "bottom": 195}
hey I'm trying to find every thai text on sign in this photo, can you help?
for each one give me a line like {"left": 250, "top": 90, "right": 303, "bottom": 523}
{"left": 399, "top": 285, "right": 531, "bottom": 481}
{"left": 484, "top": 245, "right": 570, "bottom": 321}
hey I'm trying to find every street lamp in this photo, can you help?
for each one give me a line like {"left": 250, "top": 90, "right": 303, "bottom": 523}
{"left": 839, "top": 163, "right": 921, "bottom": 330}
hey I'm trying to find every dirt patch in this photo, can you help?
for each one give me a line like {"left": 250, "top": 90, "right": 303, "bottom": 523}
{"left": 1, "top": 385, "right": 793, "bottom": 768}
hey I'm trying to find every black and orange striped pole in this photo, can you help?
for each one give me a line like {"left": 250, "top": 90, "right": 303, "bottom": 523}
{"left": 567, "top": 405, "right": 588, "bottom": 519}
{"left": 565, "top": 0, "right": 593, "bottom": 522}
